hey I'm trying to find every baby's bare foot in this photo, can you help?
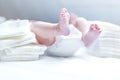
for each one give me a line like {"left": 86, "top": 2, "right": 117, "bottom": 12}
{"left": 58, "top": 8, "right": 70, "bottom": 36}
{"left": 82, "top": 24, "right": 102, "bottom": 47}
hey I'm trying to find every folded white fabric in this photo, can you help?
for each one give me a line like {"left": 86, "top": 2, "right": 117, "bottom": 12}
{"left": 0, "top": 20, "right": 47, "bottom": 61}
{"left": 0, "top": 43, "right": 46, "bottom": 61}
{"left": 0, "top": 33, "right": 35, "bottom": 50}
{"left": 0, "top": 54, "right": 40, "bottom": 61}
{"left": 45, "top": 25, "right": 85, "bottom": 57}
{"left": 0, "top": 20, "right": 35, "bottom": 50}
{"left": 4, "top": 43, "right": 46, "bottom": 56}
{"left": 0, "top": 20, "right": 31, "bottom": 38}
{"left": 87, "top": 21, "right": 120, "bottom": 58}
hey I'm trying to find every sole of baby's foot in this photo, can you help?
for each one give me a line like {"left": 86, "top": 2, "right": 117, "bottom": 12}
{"left": 58, "top": 8, "right": 70, "bottom": 36}
{"left": 82, "top": 24, "right": 102, "bottom": 47}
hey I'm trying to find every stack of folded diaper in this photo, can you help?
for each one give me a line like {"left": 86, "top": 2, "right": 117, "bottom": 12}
{"left": 87, "top": 21, "right": 120, "bottom": 58}
{"left": 0, "top": 20, "right": 47, "bottom": 61}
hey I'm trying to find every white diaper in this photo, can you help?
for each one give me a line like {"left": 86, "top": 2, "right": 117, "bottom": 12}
{"left": 0, "top": 20, "right": 47, "bottom": 61}
{"left": 0, "top": 43, "right": 47, "bottom": 61}
{"left": 0, "top": 20, "right": 32, "bottom": 38}
{"left": 0, "top": 20, "right": 36, "bottom": 49}
{"left": 45, "top": 25, "right": 85, "bottom": 57}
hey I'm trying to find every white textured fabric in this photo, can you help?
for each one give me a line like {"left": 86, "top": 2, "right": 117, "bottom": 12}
{"left": 0, "top": 34, "right": 35, "bottom": 50}
{"left": 0, "top": 43, "right": 47, "bottom": 61}
{"left": 87, "top": 21, "right": 120, "bottom": 58}
{"left": 45, "top": 25, "right": 85, "bottom": 57}
{"left": 0, "top": 20, "right": 34, "bottom": 50}
{"left": 0, "top": 20, "right": 31, "bottom": 38}
{"left": 0, "top": 20, "right": 47, "bottom": 61}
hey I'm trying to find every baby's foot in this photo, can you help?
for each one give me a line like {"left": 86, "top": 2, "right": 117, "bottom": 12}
{"left": 58, "top": 8, "right": 70, "bottom": 36}
{"left": 82, "top": 24, "right": 102, "bottom": 47}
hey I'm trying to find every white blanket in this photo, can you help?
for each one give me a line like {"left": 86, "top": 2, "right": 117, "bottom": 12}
{"left": 0, "top": 52, "right": 120, "bottom": 80}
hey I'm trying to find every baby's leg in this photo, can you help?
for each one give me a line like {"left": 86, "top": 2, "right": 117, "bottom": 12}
{"left": 31, "top": 8, "right": 70, "bottom": 46}
{"left": 59, "top": 8, "right": 70, "bottom": 35}
{"left": 70, "top": 13, "right": 89, "bottom": 35}
{"left": 82, "top": 24, "right": 101, "bottom": 47}
{"left": 70, "top": 13, "right": 101, "bottom": 47}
